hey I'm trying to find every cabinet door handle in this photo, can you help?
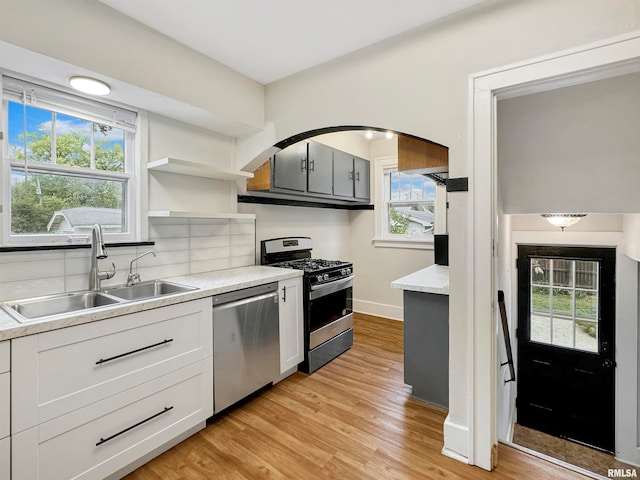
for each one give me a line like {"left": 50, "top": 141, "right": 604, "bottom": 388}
{"left": 309, "top": 159, "right": 315, "bottom": 172}
{"left": 356, "top": 171, "right": 360, "bottom": 182}
{"left": 95, "top": 338, "right": 174, "bottom": 365}
{"left": 282, "top": 285, "right": 287, "bottom": 302}
{"left": 301, "top": 158, "right": 307, "bottom": 173}
{"left": 96, "top": 406, "right": 174, "bottom": 446}
{"left": 348, "top": 170, "right": 354, "bottom": 180}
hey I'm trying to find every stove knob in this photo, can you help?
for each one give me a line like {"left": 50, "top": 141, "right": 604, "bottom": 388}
{"left": 316, "top": 275, "right": 324, "bottom": 283}
{"left": 323, "top": 273, "right": 329, "bottom": 281}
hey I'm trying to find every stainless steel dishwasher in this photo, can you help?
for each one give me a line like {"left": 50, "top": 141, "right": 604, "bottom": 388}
{"left": 212, "top": 282, "right": 279, "bottom": 414}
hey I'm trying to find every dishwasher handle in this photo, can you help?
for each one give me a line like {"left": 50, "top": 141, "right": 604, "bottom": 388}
{"left": 213, "top": 290, "right": 279, "bottom": 312}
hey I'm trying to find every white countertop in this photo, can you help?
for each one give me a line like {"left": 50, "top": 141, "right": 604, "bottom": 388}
{"left": 0, "top": 265, "right": 303, "bottom": 341}
{"left": 391, "top": 264, "right": 449, "bottom": 295}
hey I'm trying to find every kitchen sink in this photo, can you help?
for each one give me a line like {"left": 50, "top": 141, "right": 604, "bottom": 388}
{"left": 103, "top": 280, "right": 197, "bottom": 301}
{"left": 1, "top": 280, "right": 197, "bottom": 323}
{"left": 3, "top": 291, "right": 123, "bottom": 323}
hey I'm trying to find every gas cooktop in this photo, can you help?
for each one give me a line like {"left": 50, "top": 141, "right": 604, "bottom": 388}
{"left": 272, "top": 258, "right": 351, "bottom": 274}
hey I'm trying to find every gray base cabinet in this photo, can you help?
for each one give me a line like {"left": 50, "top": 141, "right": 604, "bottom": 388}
{"left": 403, "top": 290, "right": 449, "bottom": 409}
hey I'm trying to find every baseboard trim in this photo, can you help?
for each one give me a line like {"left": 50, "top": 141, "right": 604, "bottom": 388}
{"left": 354, "top": 299, "right": 402, "bottom": 321}
{"left": 443, "top": 415, "right": 469, "bottom": 462}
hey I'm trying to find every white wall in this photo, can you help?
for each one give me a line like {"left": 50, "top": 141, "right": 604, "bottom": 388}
{"left": 0, "top": 0, "right": 264, "bottom": 133}
{"left": 497, "top": 72, "right": 640, "bottom": 214}
{"left": 147, "top": 113, "right": 239, "bottom": 215}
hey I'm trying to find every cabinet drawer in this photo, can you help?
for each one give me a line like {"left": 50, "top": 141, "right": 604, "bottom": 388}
{"left": 13, "top": 359, "right": 212, "bottom": 480}
{"left": 13, "top": 298, "right": 212, "bottom": 433}
{"left": 0, "top": 436, "right": 8, "bottom": 480}
{"left": 0, "top": 373, "right": 8, "bottom": 439}
{"left": 0, "top": 341, "right": 9, "bottom": 374}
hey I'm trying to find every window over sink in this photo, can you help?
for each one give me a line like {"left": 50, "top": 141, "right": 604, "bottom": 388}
{"left": 1, "top": 75, "right": 139, "bottom": 245}
{"left": 373, "top": 156, "right": 445, "bottom": 249}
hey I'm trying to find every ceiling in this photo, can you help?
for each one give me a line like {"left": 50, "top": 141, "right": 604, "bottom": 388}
{"left": 98, "top": 0, "right": 487, "bottom": 84}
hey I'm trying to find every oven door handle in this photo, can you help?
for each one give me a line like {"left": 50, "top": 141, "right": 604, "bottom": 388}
{"left": 309, "top": 275, "right": 354, "bottom": 299}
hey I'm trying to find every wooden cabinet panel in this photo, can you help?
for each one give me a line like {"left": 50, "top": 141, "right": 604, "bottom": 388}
{"left": 12, "top": 298, "right": 212, "bottom": 433}
{"left": 278, "top": 277, "right": 303, "bottom": 374}
{"left": 12, "top": 360, "right": 212, "bottom": 480}
{"left": 398, "top": 135, "right": 448, "bottom": 173}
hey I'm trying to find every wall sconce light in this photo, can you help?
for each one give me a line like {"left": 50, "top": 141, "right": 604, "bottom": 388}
{"left": 541, "top": 213, "right": 586, "bottom": 231}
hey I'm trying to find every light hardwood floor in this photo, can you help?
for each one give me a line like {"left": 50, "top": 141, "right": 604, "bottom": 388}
{"left": 125, "top": 313, "right": 588, "bottom": 479}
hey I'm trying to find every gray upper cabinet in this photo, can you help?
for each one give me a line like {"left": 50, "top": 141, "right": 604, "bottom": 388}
{"left": 307, "top": 142, "right": 333, "bottom": 195}
{"left": 332, "top": 149, "right": 354, "bottom": 198}
{"left": 248, "top": 140, "right": 370, "bottom": 203}
{"left": 273, "top": 142, "right": 307, "bottom": 192}
{"left": 354, "top": 156, "right": 370, "bottom": 200}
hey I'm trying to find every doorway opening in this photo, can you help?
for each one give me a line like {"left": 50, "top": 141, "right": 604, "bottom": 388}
{"left": 509, "top": 243, "right": 638, "bottom": 475}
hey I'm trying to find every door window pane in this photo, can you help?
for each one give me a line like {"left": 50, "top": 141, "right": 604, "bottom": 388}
{"left": 576, "top": 260, "right": 598, "bottom": 290}
{"left": 529, "top": 257, "right": 599, "bottom": 353}
{"left": 552, "top": 288, "right": 573, "bottom": 317}
{"left": 553, "top": 259, "right": 574, "bottom": 287}
{"left": 531, "top": 314, "right": 551, "bottom": 344}
{"left": 531, "top": 258, "right": 550, "bottom": 285}
{"left": 575, "top": 321, "right": 598, "bottom": 353}
{"left": 531, "top": 286, "right": 550, "bottom": 314}
{"left": 551, "top": 317, "right": 574, "bottom": 348}
{"left": 576, "top": 291, "right": 598, "bottom": 320}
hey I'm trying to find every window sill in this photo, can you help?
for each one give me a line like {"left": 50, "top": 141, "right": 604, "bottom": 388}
{"left": 372, "top": 237, "right": 434, "bottom": 250}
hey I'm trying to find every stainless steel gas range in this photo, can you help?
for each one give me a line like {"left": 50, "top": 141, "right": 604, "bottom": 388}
{"left": 261, "top": 237, "right": 353, "bottom": 373}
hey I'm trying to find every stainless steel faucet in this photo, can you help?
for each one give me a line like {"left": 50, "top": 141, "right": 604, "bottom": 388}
{"left": 89, "top": 224, "right": 116, "bottom": 291}
{"left": 127, "top": 251, "right": 156, "bottom": 286}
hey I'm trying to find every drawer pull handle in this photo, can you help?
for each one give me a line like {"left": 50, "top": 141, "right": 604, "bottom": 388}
{"left": 96, "top": 406, "right": 174, "bottom": 447}
{"left": 95, "top": 338, "right": 174, "bottom": 365}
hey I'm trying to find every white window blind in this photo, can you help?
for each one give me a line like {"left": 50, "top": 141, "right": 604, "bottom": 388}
{"left": 3, "top": 76, "right": 137, "bottom": 132}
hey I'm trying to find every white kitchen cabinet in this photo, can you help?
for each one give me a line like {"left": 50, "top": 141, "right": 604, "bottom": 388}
{"left": 278, "top": 277, "right": 303, "bottom": 374}
{"left": 12, "top": 297, "right": 212, "bottom": 434}
{"left": 12, "top": 360, "right": 212, "bottom": 480}
{"left": 11, "top": 298, "right": 213, "bottom": 480}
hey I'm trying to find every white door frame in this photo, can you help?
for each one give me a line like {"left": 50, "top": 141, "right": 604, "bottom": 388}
{"left": 466, "top": 31, "right": 640, "bottom": 470}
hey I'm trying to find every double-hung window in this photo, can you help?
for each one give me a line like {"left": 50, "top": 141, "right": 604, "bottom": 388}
{"left": 1, "top": 75, "right": 138, "bottom": 245}
{"left": 374, "top": 156, "right": 445, "bottom": 249}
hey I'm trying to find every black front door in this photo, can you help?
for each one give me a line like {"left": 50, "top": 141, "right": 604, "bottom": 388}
{"left": 517, "top": 245, "right": 616, "bottom": 452}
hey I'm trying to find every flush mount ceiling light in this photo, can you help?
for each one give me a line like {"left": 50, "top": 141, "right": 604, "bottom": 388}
{"left": 364, "top": 130, "right": 374, "bottom": 140}
{"left": 69, "top": 76, "right": 111, "bottom": 96}
{"left": 541, "top": 213, "right": 587, "bottom": 231}
{"left": 385, "top": 131, "right": 394, "bottom": 140}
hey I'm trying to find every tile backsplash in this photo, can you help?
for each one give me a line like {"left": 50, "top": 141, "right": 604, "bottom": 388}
{"left": 0, "top": 217, "right": 256, "bottom": 302}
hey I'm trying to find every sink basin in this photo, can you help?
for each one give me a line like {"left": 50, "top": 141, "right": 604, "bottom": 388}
{"left": 3, "top": 291, "right": 122, "bottom": 323}
{"left": 103, "top": 280, "right": 196, "bottom": 301}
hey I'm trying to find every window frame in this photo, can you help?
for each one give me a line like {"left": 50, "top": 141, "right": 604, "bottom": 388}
{"left": 0, "top": 74, "right": 140, "bottom": 246}
{"left": 373, "top": 156, "right": 446, "bottom": 250}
